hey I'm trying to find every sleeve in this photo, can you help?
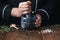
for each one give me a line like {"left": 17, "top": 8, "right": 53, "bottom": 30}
{"left": 37, "top": 0, "right": 55, "bottom": 26}
{"left": 0, "top": 0, "right": 21, "bottom": 24}
{"left": 2, "top": 4, "right": 13, "bottom": 20}
{"left": 0, "top": 0, "right": 14, "bottom": 24}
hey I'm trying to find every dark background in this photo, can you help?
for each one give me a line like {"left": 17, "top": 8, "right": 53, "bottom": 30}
{"left": 53, "top": 0, "right": 60, "bottom": 24}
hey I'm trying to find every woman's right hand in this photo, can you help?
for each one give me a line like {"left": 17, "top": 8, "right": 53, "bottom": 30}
{"left": 11, "top": 1, "right": 31, "bottom": 17}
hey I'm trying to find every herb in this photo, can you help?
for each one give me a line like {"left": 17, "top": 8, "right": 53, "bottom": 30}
{"left": 0, "top": 25, "right": 13, "bottom": 33}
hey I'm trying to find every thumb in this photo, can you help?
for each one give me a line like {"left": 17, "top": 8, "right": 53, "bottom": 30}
{"left": 27, "top": 1, "right": 31, "bottom": 5}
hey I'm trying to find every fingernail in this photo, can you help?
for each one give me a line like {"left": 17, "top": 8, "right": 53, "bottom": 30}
{"left": 27, "top": 1, "right": 31, "bottom": 4}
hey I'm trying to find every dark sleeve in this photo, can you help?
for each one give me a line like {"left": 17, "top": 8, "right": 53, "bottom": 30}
{"left": 37, "top": 0, "right": 55, "bottom": 26}
{"left": 0, "top": 0, "right": 14, "bottom": 24}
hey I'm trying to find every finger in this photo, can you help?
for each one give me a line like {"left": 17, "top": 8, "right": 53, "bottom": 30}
{"left": 21, "top": 8, "right": 29, "bottom": 11}
{"left": 19, "top": 1, "right": 31, "bottom": 7}
{"left": 36, "top": 14, "right": 42, "bottom": 19}
{"left": 20, "top": 1, "right": 31, "bottom": 5}
{"left": 13, "top": 26, "right": 19, "bottom": 30}
{"left": 19, "top": 4, "right": 31, "bottom": 8}
{"left": 20, "top": 2, "right": 28, "bottom": 5}
{"left": 27, "top": 1, "right": 31, "bottom": 5}
{"left": 19, "top": 4, "right": 31, "bottom": 9}
{"left": 35, "top": 18, "right": 41, "bottom": 25}
{"left": 19, "top": 7, "right": 31, "bottom": 13}
{"left": 35, "top": 14, "right": 42, "bottom": 24}
{"left": 35, "top": 24, "right": 41, "bottom": 27}
{"left": 35, "top": 19, "right": 40, "bottom": 24}
{"left": 22, "top": 11, "right": 30, "bottom": 14}
{"left": 35, "top": 21, "right": 41, "bottom": 25}
{"left": 10, "top": 24, "right": 19, "bottom": 30}
{"left": 19, "top": 2, "right": 28, "bottom": 8}
{"left": 35, "top": 20, "right": 41, "bottom": 27}
{"left": 19, "top": 5, "right": 31, "bottom": 11}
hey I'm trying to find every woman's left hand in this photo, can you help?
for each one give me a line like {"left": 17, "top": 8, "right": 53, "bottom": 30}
{"left": 35, "top": 14, "right": 42, "bottom": 27}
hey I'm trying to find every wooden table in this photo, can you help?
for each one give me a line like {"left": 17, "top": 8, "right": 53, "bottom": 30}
{"left": 0, "top": 28, "right": 60, "bottom": 40}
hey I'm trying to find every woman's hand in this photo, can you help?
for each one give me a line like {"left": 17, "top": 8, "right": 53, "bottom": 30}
{"left": 11, "top": 1, "right": 31, "bottom": 17}
{"left": 35, "top": 14, "right": 42, "bottom": 27}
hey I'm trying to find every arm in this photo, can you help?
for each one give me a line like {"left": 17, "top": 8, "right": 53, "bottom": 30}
{"left": 0, "top": 0, "right": 32, "bottom": 24}
{"left": 0, "top": 0, "right": 14, "bottom": 24}
{"left": 37, "top": 0, "right": 55, "bottom": 25}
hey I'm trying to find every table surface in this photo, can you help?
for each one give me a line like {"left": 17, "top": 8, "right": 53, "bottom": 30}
{"left": 0, "top": 28, "right": 60, "bottom": 40}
